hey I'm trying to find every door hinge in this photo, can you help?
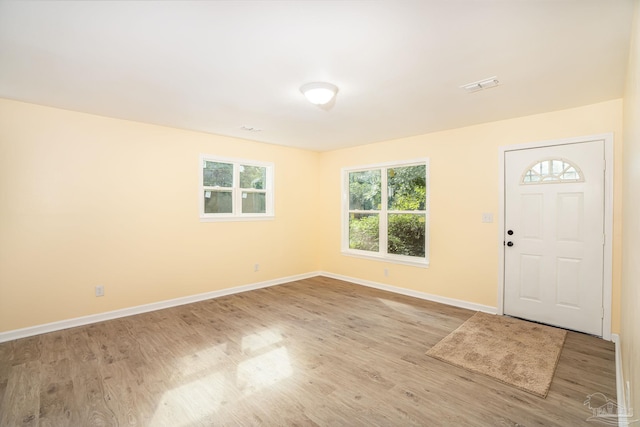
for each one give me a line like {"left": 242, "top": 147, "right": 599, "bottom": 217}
{"left": 601, "top": 307, "right": 605, "bottom": 319}
{"left": 603, "top": 234, "right": 606, "bottom": 245}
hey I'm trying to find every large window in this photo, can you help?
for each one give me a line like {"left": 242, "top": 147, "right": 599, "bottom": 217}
{"left": 342, "top": 159, "right": 429, "bottom": 266}
{"left": 200, "top": 155, "right": 274, "bottom": 221}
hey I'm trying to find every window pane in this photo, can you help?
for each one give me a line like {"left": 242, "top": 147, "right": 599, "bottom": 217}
{"left": 242, "top": 192, "right": 266, "bottom": 214}
{"left": 240, "top": 165, "right": 267, "bottom": 189}
{"left": 388, "top": 213, "right": 425, "bottom": 257}
{"left": 204, "top": 191, "right": 232, "bottom": 214}
{"left": 533, "top": 163, "right": 542, "bottom": 174}
{"left": 561, "top": 168, "right": 578, "bottom": 180}
{"left": 388, "top": 165, "right": 426, "bottom": 210}
{"left": 551, "top": 160, "right": 564, "bottom": 174}
{"left": 540, "top": 160, "right": 550, "bottom": 175}
{"left": 349, "top": 170, "right": 381, "bottom": 210}
{"left": 349, "top": 213, "right": 379, "bottom": 252}
{"left": 204, "top": 162, "right": 233, "bottom": 187}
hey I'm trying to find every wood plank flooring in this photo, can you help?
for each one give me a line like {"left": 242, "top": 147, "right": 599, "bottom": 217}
{"left": 0, "top": 276, "right": 617, "bottom": 426}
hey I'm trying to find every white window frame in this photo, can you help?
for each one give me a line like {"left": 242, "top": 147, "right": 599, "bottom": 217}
{"left": 341, "top": 158, "right": 430, "bottom": 267}
{"left": 199, "top": 155, "right": 274, "bottom": 222}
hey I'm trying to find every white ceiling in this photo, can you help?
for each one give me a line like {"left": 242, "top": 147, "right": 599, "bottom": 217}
{"left": 0, "top": 1, "right": 634, "bottom": 152}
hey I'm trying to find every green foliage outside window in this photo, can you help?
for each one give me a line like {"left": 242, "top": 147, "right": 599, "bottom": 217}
{"left": 240, "top": 165, "right": 266, "bottom": 189}
{"left": 202, "top": 159, "right": 271, "bottom": 217}
{"left": 348, "top": 163, "right": 427, "bottom": 258}
{"left": 349, "top": 213, "right": 379, "bottom": 252}
{"left": 348, "top": 170, "right": 381, "bottom": 251}
{"left": 387, "top": 165, "right": 426, "bottom": 257}
{"left": 203, "top": 161, "right": 233, "bottom": 187}
{"left": 388, "top": 165, "right": 426, "bottom": 210}
{"left": 349, "top": 170, "right": 381, "bottom": 210}
{"left": 388, "top": 214, "right": 425, "bottom": 257}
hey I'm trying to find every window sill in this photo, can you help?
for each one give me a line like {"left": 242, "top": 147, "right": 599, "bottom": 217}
{"left": 200, "top": 215, "right": 275, "bottom": 223}
{"left": 341, "top": 250, "right": 430, "bottom": 268}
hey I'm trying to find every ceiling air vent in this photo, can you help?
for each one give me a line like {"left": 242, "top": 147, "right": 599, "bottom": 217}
{"left": 240, "top": 126, "right": 262, "bottom": 132}
{"left": 460, "top": 76, "right": 500, "bottom": 93}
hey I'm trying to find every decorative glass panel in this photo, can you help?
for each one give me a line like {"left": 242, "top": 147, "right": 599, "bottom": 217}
{"left": 349, "top": 213, "right": 379, "bottom": 252}
{"left": 203, "top": 161, "right": 233, "bottom": 187}
{"left": 522, "top": 158, "right": 584, "bottom": 184}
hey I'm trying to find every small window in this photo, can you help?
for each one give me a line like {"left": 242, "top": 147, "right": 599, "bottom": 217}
{"left": 342, "top": 159, "right": 429, "bottom": 267}
{"left": 521, "top": 158, "right": 584, "bottom": 184}
{"left": 200, "top": 156, "right": 274, "bottom": 221}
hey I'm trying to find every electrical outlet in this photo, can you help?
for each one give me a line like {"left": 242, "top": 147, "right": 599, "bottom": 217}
{"left": 384, "top": 268, "right": 389, "bottom": 277}
{"left": 254, "top": 263, "right": 260, "bottom": 272}
{"left": 95, "top": 285, "right": 105, "bottom": 297}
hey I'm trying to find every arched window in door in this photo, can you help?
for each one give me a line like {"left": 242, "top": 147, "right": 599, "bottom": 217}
{"left": 521, "top": 158, "right": 584, "bottom": 184}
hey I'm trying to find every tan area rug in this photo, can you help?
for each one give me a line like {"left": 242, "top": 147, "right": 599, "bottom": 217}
{"left": 426, "top": 312, "right": 567, "bottom": 398}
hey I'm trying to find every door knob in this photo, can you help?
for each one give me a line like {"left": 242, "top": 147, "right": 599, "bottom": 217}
{"left": 507, "top": 230, "right": 514, "bottom": 235}
{"left": 507, "top": 241, "right": 514, "bottom": 247}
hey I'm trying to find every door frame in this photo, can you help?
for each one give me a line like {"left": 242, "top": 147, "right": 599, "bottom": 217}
{"left": 497, "top": 133, "right": 614, "bottom": 340}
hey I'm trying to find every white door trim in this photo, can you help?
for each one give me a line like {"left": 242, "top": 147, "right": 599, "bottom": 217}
{"left": 497, "top": 133, "right": 614, "bottom": 340}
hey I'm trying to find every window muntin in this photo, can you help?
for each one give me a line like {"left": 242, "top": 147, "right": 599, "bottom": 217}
{"left": 343, "top": 159, "right": 429, "bottom": 266}
{"left": 522, "top": 158, "right": 584, "bottom": 184}
{"left": 200, "top": 156, "right": 273, "bottom": 221}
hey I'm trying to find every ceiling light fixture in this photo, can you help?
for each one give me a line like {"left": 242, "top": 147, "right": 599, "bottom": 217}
{"left": 300, "top": 82, "right": 338, "bottom": 105}
{"left": 460, "top": 76, "right": 500, "bottom": 93}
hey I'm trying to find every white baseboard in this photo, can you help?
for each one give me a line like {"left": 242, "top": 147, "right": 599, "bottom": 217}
{"left": 0, "top": 271, "right": 503, "bottom": 343}
{"left": 318, "top": 271, "right": 498, "bottom": 314}
{"left": 611, "top": 334, "right": 634, "bottom": 427}
{"left": 0, "top": 271, "right": 320, "bottom": 343}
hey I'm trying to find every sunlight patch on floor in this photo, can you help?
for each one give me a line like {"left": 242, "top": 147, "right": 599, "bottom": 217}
{"left": 241, "top": 328, "right": 283, "bottom": 353}
{"left": 378, "top": 298, "right": 422, "bottom": 316}
{"left": 177, "top": 343, "right": 229, "bottom": 377}
{"left": 150, "top": 372, "right": 226, "bottom": 426}
{"left": 151, "top": 328, "right": 292, "bottom": 424}
{"left": 237, "top": 346, "right": 292, "bottom": 396}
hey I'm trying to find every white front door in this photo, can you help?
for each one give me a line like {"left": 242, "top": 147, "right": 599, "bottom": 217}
{"left": 504, "top": 141, "right": 605, "bottom": 336}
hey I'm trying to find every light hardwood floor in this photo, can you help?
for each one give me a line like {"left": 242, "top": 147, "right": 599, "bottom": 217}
{"left": 0, "top": 276, "right": 616, "bottom": 426}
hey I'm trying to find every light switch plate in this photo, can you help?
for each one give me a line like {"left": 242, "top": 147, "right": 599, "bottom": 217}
{"left": 482, "top": 213, "right": 494, "bottom": 223}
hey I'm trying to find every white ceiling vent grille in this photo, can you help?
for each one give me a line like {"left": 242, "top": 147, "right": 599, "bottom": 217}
{"left": 460, "top": 77, "right": 500, "bottom": 93}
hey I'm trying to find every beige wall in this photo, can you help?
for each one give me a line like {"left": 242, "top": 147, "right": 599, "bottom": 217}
{"left": 0, "top": 99, "right": 320, "bottom": 332}
{"left": 622, "top": 0, "right": 640, "bottom": 416}
{"left": 0, "top": 97, "right": 626, "bottom": 339}
{"left": 318, "top": 100, "right": 624, "bottom": 332}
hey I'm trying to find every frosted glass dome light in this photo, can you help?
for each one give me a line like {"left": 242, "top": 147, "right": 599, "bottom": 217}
{"left": 300, "top": 82, "right": 338, "bottom": 105}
